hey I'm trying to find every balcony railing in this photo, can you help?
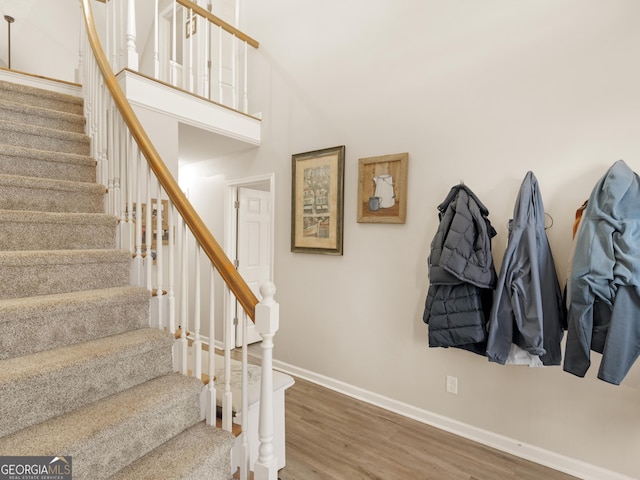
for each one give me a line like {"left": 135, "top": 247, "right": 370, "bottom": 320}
{"left": 98, "top": 0, "right": 258, "bottom": 115}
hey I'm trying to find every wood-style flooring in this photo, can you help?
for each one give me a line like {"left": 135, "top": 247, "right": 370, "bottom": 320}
{"left": 277, "top": 376, "right": 579, "bottom": 480}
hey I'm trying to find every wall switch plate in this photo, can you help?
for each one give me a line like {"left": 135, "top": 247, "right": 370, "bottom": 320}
{"left": 446, "top": 376, "right": 458, "bottom": 395}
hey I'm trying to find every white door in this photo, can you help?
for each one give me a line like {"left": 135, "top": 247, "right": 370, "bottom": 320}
{"left": 235, "top": 187, "right": 272, "bottom": 345}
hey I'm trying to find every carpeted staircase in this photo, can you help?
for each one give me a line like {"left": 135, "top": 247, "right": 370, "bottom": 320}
{"left": 0, "top": 78, "right": 234, "bottom": 479}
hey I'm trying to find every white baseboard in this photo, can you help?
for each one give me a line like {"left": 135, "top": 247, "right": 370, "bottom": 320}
{"left": 272, "top": 359, "right": 634, "bottom": 480}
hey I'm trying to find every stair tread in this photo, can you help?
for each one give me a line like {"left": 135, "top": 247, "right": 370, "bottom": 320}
{"left": 0, "top": 209, "right": 117, "bottom": 251}
{"left": 0, "top": 328, "right": 175, "bottom": 439}
{"left": 0, "top": 79, "right": 83, "bottom": 115}
{"left": 0, "top": 118, "right": 89, "bottom": 144}
{"left": 0, "top": 172, "right": 104, "bottom": 192}
{"left": 0, "top": 118, "right": 89, "bottom": 155}
{"left": 0, "top": 173, "right": 104, "bottom": 214}
{"left": 0, "top": 97, "right": 85, "bottom": 133}
{"left": 0, "top": 143, "right": 96, "bottom": 184}
{"left": 0, "top": 209, "right": 115, "bottom": 224}
{"left": 0, "top": 248, "right": 131, "bottom": 265}
{"left": 0, "top": 286, "right": 150, "bottom": 360}
{"left": 0, "top": 249, "right": 131, "bottom": 300}
{"left": 0, "top": 142, "right": 95, "bottom": 167}
{"left": 110, "top": 422, "right": 235, "bottom": 480}
{"left": 0, "top": 285, "right": 149, "bottom": 320}
{"left": 0, "top": 373, "right": 205, "bottom": 480}
{"left": 0, "top": 327, "right": 170, "bottom": 382}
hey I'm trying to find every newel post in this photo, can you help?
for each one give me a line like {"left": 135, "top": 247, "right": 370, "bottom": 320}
{"left": 253, "top": 282, "right": 279, "bottom": 480}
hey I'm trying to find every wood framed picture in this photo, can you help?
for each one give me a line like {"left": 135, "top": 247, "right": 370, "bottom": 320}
{"left": 357, "top": 152, "right": 408, "bottom": 224}
{"left": 291, "top": 146, "right": 345, "bottom": 255}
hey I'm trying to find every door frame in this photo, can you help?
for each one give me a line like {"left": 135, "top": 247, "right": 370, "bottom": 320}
{"left": 223, "top": 173, "right": 275, "bottom": 349}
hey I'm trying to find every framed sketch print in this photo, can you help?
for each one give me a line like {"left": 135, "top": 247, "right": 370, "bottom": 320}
{"left": 291, "top": 146, "right": 345, "bottom": 255}
{"left": 357, "top": 152, "right": 408, "bottom": 224}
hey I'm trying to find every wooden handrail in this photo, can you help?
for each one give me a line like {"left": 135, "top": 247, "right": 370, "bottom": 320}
{"left": 177, "top": 0, "right": 259, "bottom": 49}
{"left": 80, "top": 0, "right": 259, "bottom": 320}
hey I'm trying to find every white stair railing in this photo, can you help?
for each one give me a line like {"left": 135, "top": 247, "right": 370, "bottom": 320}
{"left": 80, "top": 2, "right": 278, "bottom": 479}
{"left": 100, "top": 0, "right": 258, "bottom": 114}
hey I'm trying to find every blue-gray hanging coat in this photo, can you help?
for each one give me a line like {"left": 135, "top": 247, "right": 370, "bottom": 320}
{"left": 486, "top": 172, "right": 566, "bottom": 366}
{"left": 423, "top": 184, "right": 497, "bottom": 356}
{"left": 564, "top": 160, "right": 640, "bottom": 384}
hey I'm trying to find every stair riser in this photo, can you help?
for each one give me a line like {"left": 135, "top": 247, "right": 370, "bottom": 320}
{"left": 0, "top": 84, "right": 84, "bottom": 116}
{"left": 0, "top": 374, "right": 205, "bottom": 480}
{"left": 0, "top": 183, "right": 104, "bottom": 214}
{"left": 0, "top": 255, "right": 131, "bottom": 300}
{"left": 0, "top": 104, "right": 85, "bottom": 134}
{"left": 110, "top": 423, "right": 235, "bottom": 480}
{"left": 0, "top": 289, "right": 150, "bottom": 360}
{"left": 0, "top": 146, "right": 96, "bottom": 183}
{"left": 0, "top": 215, "right": 117, "bottom": 251}
{"left": 73, "top": 386, "right": 202, "bottom": 480}
{"left": 0, "top": 124, "right": 90, "bottom": 156}
{"left": 0, "top": 332, "right": 174, "bottom": 438}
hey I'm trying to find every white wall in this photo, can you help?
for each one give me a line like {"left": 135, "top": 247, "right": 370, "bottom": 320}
{"left": 0, "top": 0, "right": 79, "bottom": 82}
{"left": 229, "top": 1, "right": 640, "bottom": 478}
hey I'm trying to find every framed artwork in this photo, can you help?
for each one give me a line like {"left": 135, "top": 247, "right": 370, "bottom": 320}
{"left": 357, "top": 152, "right": 408, "bottom": 224}
{"left": 291, "top": 146, "right": 345, "bottom": 255}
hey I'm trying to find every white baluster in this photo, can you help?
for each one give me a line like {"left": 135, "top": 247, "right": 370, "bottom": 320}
{"left": 111, "top": 100, "right": 120, "bottom": 219}
{"left": 205, "top": 264, "right": 217, "bottom": 426}
{"left": 179, "top": 219, "right": 189, "bottom": 375}
{"left": 98, "top": 77, "right": 112, "bottom": 215}
{"left": 171, "top": 0, "right": 178, "bottom": 86}
{"left": 188, "top": 7, "right": 194, "bottom": 93}
{"left": 154, "top": 0, "right": 159, "bottom": 79}
{"left": 155, "top": 188, "right": 164, "bottom": 329}
{"left": 145, "top": 166, "right": 153, "bottom": 293}
{"left": 168, "top": 202, "right": 176, "bottom": 334}
{"left": 115, "top": 109, "right": 125, "bottom": 223}
{"left": 240, "top": 309, "right": 250, "bottom": 480}
{"left": 123, "top": 127, "right": 134, "bottom": 252}
{"left": 106, "top": 92, "right": 114, "bottom": 216}
{"left": 193, "top": 245, "right": 202, "bottom": 380}
{"left": 126, "top": 0, "right": 139, "bottom": 70}
{"left": 232, "top": 34, "right": 238, "bottom": 109}
{"left": 217, "top": 26, "right": 223, "bottom": 104}
{"left": 243, "top": 41, "right": 248, "bottom": 113}
{"left": 253, "top": 282, "right": 279, "bottom": 480}
{"left": 202, "top": 8, "right": 210, "bottom": 98}
{"left": 222, "top": 288, "right": 233, "bottom": 431}
{"left": 131, "top": 140, "right": 144, "bottom": 287}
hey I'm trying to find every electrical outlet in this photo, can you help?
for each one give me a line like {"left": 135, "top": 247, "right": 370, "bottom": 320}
{"left": 446, "top": 376, "right": 458, "bottom": 395}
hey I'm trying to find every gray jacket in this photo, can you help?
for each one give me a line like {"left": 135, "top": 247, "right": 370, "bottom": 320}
{"left": 564, "top": 160, "right": 640, "bottom": 384}
{"left": 423, "top": 185, "right": 497, "bottom": 355}
{"left": 486, "top": 172, "right": 566, "bottom": 366}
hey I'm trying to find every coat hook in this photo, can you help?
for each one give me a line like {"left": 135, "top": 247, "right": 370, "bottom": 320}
{"left": 545, "top": 212, "right": 554, "bottom": 230}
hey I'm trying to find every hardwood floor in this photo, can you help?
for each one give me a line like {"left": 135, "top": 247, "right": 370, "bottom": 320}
{"left": 277, "top": 376, "right": 579, "bottom": 480}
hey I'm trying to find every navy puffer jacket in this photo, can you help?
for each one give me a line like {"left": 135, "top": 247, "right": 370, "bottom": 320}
{"left": 423, "top": 185, "right": 497, "bottom": 355}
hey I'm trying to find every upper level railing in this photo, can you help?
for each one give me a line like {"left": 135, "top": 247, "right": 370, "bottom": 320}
{"left": 80, "top": 1, "right": 278, "bottom": 479}
{"left": 99, "top": 0, "right": 258, "bottom": 114}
